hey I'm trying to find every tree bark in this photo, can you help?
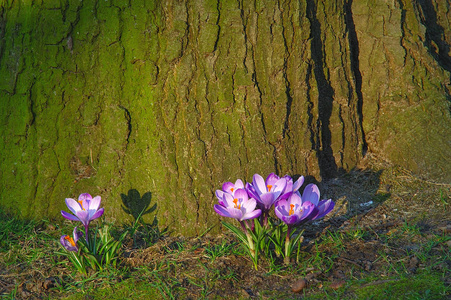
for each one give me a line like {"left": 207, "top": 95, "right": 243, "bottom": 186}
{"left": 0, "top": 0, "right": 450, "bottom": 235}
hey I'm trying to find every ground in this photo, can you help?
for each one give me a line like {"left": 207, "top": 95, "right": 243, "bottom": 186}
{"left": 0, "top": 157, "right": 450, "bottom": 299}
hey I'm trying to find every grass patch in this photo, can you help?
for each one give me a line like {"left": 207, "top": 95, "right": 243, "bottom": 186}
{"left": 354, "top": 273, "right": 449, "bottom": 300}
{"left": 60, "top": 278, "right": 162, "bottom": 300}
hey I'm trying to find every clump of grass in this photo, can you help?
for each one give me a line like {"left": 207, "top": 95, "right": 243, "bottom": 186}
{"left": 354, "top": 273, "right": 450, "bottom": 299}
{"left": 204, "top": 240, "right": 236, "bottom": 262}
{"left": 0, "top": 208, "right": 40, "bottom": 252}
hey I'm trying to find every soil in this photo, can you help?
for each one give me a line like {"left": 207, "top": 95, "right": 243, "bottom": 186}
{"left": 1, "top": 156, "right": 450, "bottom": 299}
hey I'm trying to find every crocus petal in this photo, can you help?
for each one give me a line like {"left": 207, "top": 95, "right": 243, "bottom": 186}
{"left": 89, "top": 196, "right": 101, "bottom": 211}
{"left": 234, "top": 189, "right": 249, "bottom": 201}
{"left": 245, "top": 183, "right": 259, "bottom": 200}
{"left": 321, "top": 199, "right": 335, "bottom": 216}
{"left": 272, "top": 178, "right": 287, "bottom": 198}
{"left": 222, "top": 182, "right": 235, "bottom": 193}
{"left": 229, "top": 207, "right": 244, "bottom": 219}
{"left": 275, "top": 199, "right": 289, "bottom": 212}
{"left": 241, "top": 208, "right": 262, "bottom": 221}
{"left": 234, "top": 179, "right": 244, "bottom": 189}
{"left": 215, "top": 190, "right": 225, "bottom": 205}
{"left": 73, "top": 226, "right": 83, "bottom": 243}
{"left": 61, "top": 210, "right": 81, "bottom": 222}
{"left": 253, "top": 174, "right": 267, "bottom": 195}
{"left": 75, "top": 210, "right": 90, "bottom": 226}
{"left": 214, "top": 204, "right": 232, "bottom": 218}
{"left": 78, "top": 193, "right": 92, "bottom": 202}
{"left": 90, "top": 207, "right": 104, "bottom": 220}
{"left": 312, "top": 199, "right": 335, "bottom": 220}
{"left": 240, "top": 196, "right": 256, "bottom": 212}
{"left": 265, "top": 173, "right": 279, "bottom": 186}
{"left": 298, "top": 201, "right": 317, "bottom": 223}
{"left": 293, "top": 176, "right": 304, "bottom": 192}
{"left": 259, "top": 193, "right": 275, "bottom": 209}
{"left": 288, "top": 193, "right": 303, "bottom": 207}
{"left": 302, "top": 184, "right": 320, "bottom": 205}
{"left": 65, "top": 198, "right": 82, "bottom": 214}
{"left": 222, "top": 193, "right": 235, "bottom": 208}
{"left": 283, "top": 214, "right": 300, "bottom": 225}
{"left": 275, "top": 204, "right": 288, "bottom": 220}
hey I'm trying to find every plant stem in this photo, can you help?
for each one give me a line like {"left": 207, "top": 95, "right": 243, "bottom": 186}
{"left": 84, "top": 225, "right": 89, "bottom": 244}
{"left": 240, "top": 221, "right": 248, "bottom": 234}
{"left": 263, "top": 211, "right": 268, "bottom": 227}
{"left": 284, "top": 226, "right": 291, "bottom": 265}
{"left": 241, "top": 221, "right": 258, "bottom": 269}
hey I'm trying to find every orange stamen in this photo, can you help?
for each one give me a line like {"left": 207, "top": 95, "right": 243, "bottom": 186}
{"left": 78, "top": 200, "right": 85, "bottom": 210}
{"left": 230, "top": 187, "right": 234, "bottom": 192}
{"left": 267, "top": 185, "right": 273, "bottom": 192}
{"left": 233, "top": 198, "right": 241, "bottom": 209}
{"left": 65, "top": 235, "right": 76, "bottom": 247}
{"left": 288, "top": 204, "right": 295, "bottom": 216}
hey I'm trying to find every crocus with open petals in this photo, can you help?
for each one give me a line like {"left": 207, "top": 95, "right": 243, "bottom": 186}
{"left": 215, "top": 179, "right": 245, "bottom": 206}
{"left": 60, "top": 226, "right": 83, "bottom": 252}
{"left": 275, "top": 193, "right": 316, "bottom": 226}
{"left": 61, "top": 193, "right": 104, "bottom": 240}
{"left": 299, "top": 184, "right": 335, "bottom": 220}
{"left": 214, "top": 189, "right": 261, "bottom": 222}
{"left": 246, "top": 173, "right": 287, "bottom": 211}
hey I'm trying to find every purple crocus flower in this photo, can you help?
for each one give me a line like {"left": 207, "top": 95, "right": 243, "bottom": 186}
{"left": 61, "top": 193, "right": 104, "bottom": 241}
{"left": 246, "top": 173, "right": 287, "bottom": 211}
{"left": 299, "top": 184, "right": 335, "bottom": 221}
{"left": 60, "top": 226, "right": 83, "bottom": 252}
{"left": 215, "top": 179, "right": 245, "bottom": 206}
{"left": 275, "top": 193, "right": 316, "bottom": 226}
{"left": 214, "top": 189, "right": 262, "bottom": 222}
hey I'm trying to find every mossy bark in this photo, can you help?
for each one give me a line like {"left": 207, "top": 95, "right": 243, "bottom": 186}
{"left": 1, "top": 0, "right": 450, "bottom": 235}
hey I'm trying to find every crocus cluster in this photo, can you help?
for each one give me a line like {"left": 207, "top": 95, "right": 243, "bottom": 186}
{"left": 214, "top": 173, "right": 335, "bottom": 265}
{"left": 215, "top": 173, "right": 334, "bottom": 227}
{"left": 60, "top": 193, "right": 104, "bottom": 251}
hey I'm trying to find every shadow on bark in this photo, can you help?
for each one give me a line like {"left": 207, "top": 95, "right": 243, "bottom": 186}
{"left": 121, "top": 189, "right": 167, "bottom": 248}
{"left": 307, "top": 1, "right": 338, "bottom": 179}
{"left": 416, "top": 0, "right": 451, "bottom": 73}
{"left": 121, "top": 189, "right": 156, "bottom": 223}
{"left": 344, "top": 0, "right": 368, "bottom": 156}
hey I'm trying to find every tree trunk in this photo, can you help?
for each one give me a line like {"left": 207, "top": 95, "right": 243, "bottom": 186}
{"left": 1, "top": 0, "right": 450, "bottom": 235}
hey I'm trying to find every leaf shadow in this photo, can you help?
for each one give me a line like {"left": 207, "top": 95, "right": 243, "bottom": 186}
{"left": 120, "top": 189, "right": 167, "bottom": 248}
{"left": 121, "top": 189, "right": 156, "bottom": 222}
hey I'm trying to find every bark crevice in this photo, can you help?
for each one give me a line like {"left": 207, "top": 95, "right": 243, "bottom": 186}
{"left": 307, "top": 0, "right": 337, "bottom": 178}
{"left": 415, "top": 0, "right": 451, "bottom": 73}
{"left": 344, "top": 0, "right": 367, "bottom": 156}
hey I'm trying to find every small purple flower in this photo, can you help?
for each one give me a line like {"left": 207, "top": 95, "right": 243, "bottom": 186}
{"left": 214, "top": 189, "right": 262, "bottom": 221}
{"left": 215, "top": 179, "right": 245, "bottom": 206}
{"left": 61, "top": 193, "right": 104, "bottom": 241}
{"left": 299, "top": 184, "right": 335, "bottom": 220}
{"left": 275, "top": 193, "right": 315, "bottom": 226}
{"left": 246, "top": 173, "right": 287, "bottom": 211}
{"left": 60, "top": 227, "right": 83, "bottom": 252}
{"left": 61, "top": 193, "right": 104, "bottom": 226}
